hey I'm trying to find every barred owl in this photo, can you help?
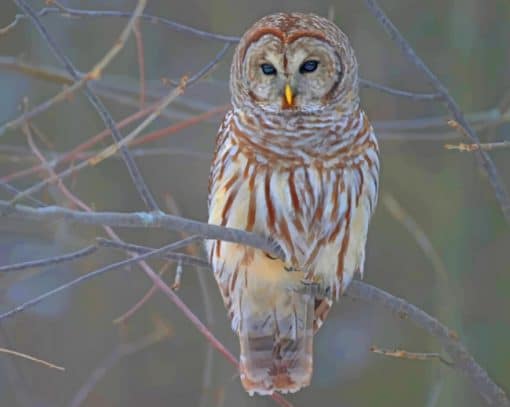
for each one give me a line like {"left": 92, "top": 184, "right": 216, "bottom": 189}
{"left": 207, "top": 12, "right": 379, "bottom": 395}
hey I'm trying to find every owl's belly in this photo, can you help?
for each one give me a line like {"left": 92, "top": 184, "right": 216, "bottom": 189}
{"left": 209, "top": 146, "right": 373, "bottom": 297}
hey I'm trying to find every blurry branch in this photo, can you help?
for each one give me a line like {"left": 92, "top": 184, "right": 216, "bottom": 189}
{"left": 0, "top": 145, "right": 210, "bottom": 163}
{"left": 97, "top": 237, "right": 210, "bottom": 269}
{"left": 13, "top": 0, "right": 160, "bottom": 212}
{"left": 0, "top": 201, "right": 284, "bottom": 259}
{"left": 0, "top": 236, "right": 208, "bottom": 274}
{"left": 0, "top": 347, "right": 65, "bottom": 371}
{"left": 348, "top": 281, "right": 510, "bottom": 407}
{"left": 382, "top": 194, "right": 448, "bottom": 285}
{"left": 28, "top": 2, "right": 240, "bottom": 43}
{"left": 0, "top": 244, "right": 97, "bottom": 273}
{"left": 133, "top": 20, "right": 146, "bottom": 107}
{"left": 359, "top": 78, "right": 441, "bottom": 101}
{"left": 86, "top": 76, "right": 187, "bottom": 166}
{"left": 375, "top": 108, "right": 510, "bottom": 132}
{"left": 364, "top": 0, "right": 510, "bottom": 225}
{"left": 0, "top": 179, "right": 45, "bottom": 207}
{"left": 112, "top": 262, "right": 172, "bottom": 325}
{"left": 68, "top": 320, "right": 172, "bottom": 407}
{"left": 370, "top": 345, "right": 453, "bottom": 367}
{"left": 445, "top": 141, "right": 510, "bottom": 152}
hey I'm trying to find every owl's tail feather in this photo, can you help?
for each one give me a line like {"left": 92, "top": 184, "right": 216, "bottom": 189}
{"left": 238, "top": 290, "right": 315, "bottom": 395}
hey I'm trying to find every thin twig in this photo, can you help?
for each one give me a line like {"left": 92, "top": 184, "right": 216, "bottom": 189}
{"left": 445, "top": 140, "right": 510, "bottom": 152}
{"left": 0, "top": 180, "right": 46, "bottom": 207}
{"left": 68, "top": 323, "right": 171, "bottom": 407}
{"left": 133, "top": 20, "right": 146, "bottom": 107}
{"left": 370, "top": 345, "right": 453, "bottom": 367}
{"left": 97, "top": 236, "right": 210, "bottom": 268}
{"left": 87, "top": 76, "right": 187, "bottom": 166}
{"left": 0, "top": 347, "right": 65, "bottom": 371}
{"left": 382, "top": 193, "right": 449, "bottom": 285}
{"left": 359, "top": 79, "right": 441, "bottom": 100}
{"left": 38, "top": 5, "right": 240, "bottom": 43}
{"left": 0, "top": 245, "right": 97, "bottom": 273}
{"left": 364, "top": 0, "right": 510, "bottom": 223}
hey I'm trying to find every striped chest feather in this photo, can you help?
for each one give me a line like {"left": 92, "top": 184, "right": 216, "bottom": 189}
{"left": 208, "top": 109, "right": 379, "bottom": 296}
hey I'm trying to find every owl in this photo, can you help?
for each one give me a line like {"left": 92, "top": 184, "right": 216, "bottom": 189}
{"left": 207, "top": 13, "right": 379, "bottom": 395}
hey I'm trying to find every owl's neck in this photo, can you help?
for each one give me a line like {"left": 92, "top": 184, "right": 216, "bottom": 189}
{"left": 230, "top": 105, "right": 374, "bottom": 167}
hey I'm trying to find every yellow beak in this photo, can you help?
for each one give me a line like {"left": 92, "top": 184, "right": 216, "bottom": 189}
{"left": 284, "top": 83, "right": 294, "bottom": 106}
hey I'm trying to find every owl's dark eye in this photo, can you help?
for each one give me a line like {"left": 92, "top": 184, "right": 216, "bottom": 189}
{"left": 299, "top": 60, "right": 319, "bottom": 74}
{"left": 260, "top": 63, "right": 277, "bottom": 75}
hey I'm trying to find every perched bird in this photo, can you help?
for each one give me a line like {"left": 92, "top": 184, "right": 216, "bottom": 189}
{"left": 207, "top": 12, "right": 379, "bottom": 395}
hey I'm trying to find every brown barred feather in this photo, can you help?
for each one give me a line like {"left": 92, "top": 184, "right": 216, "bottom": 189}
{"left": 207, "top": 12, "right": 379, "bottom": 396}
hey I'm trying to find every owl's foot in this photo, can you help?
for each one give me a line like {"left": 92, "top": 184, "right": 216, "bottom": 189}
{"left": 264, "top": 251, "right": 299, "bottom": 273}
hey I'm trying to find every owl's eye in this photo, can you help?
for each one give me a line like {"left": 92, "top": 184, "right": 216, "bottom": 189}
{"left": 260, "top": 63, "right": 277, "bottom": 75}
{"left": 299, "top": 60, "right": 319, "bottom": 74}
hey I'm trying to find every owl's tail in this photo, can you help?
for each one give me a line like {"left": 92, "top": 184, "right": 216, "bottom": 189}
{"left": 238, "top": 290, "right": 316, "bottom": 395}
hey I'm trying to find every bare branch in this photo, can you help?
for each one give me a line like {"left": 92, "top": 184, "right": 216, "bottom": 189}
{"left": 68, "top": 323, "right": 171, "bottom": 407}
{"left": 370, "top": 345, "right": 453, "bottom": 367}
{"left": 359, "top": 78, "right": 441, "bottom": 101}
{"left": 0, "top": 245, "right": 97, "bottom": 273}
{"left": 97, "top": 236, "right": 210, "bottom": 268}
{"left": 445, "top": 141, "right": 510, "bottom": 152}
{"left": 0, "top": 179, "right": 45, "bottom": 207}
{"left": 0, "top": 201, "right": 284, "bottom": 258}
{"left": 0, "top": 347, "right": 65, "bottom": 371}
{"left": 364, "top": 0, "right": 510, "bottom": 224}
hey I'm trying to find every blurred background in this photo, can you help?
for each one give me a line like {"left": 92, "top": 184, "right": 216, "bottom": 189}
{"left": 0, "top": 0, "right": 509, "bottom": 406}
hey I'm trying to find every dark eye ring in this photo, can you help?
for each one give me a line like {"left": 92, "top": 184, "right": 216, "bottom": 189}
{"left": 299, "top": 60, "right": 319, "bottom": 74}
{"left": 260, "top": 63, "right": 277, "bottom": 75}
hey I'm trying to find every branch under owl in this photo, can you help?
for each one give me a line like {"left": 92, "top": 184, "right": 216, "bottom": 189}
{"left": 0, "top": 200, "right": 508, "bottom": 406}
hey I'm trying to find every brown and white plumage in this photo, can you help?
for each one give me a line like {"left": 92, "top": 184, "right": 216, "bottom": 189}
{"left": 207, "top": 12, "right": 379, "bottom": 395}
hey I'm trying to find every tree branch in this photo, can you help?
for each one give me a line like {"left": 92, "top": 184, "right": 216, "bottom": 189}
{"left": 0, "top": 200, "right": 284, "bottom": 258}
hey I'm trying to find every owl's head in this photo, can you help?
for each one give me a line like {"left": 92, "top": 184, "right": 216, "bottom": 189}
{"left": 230, "top": 13, "right": 359, "bottom": 114}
